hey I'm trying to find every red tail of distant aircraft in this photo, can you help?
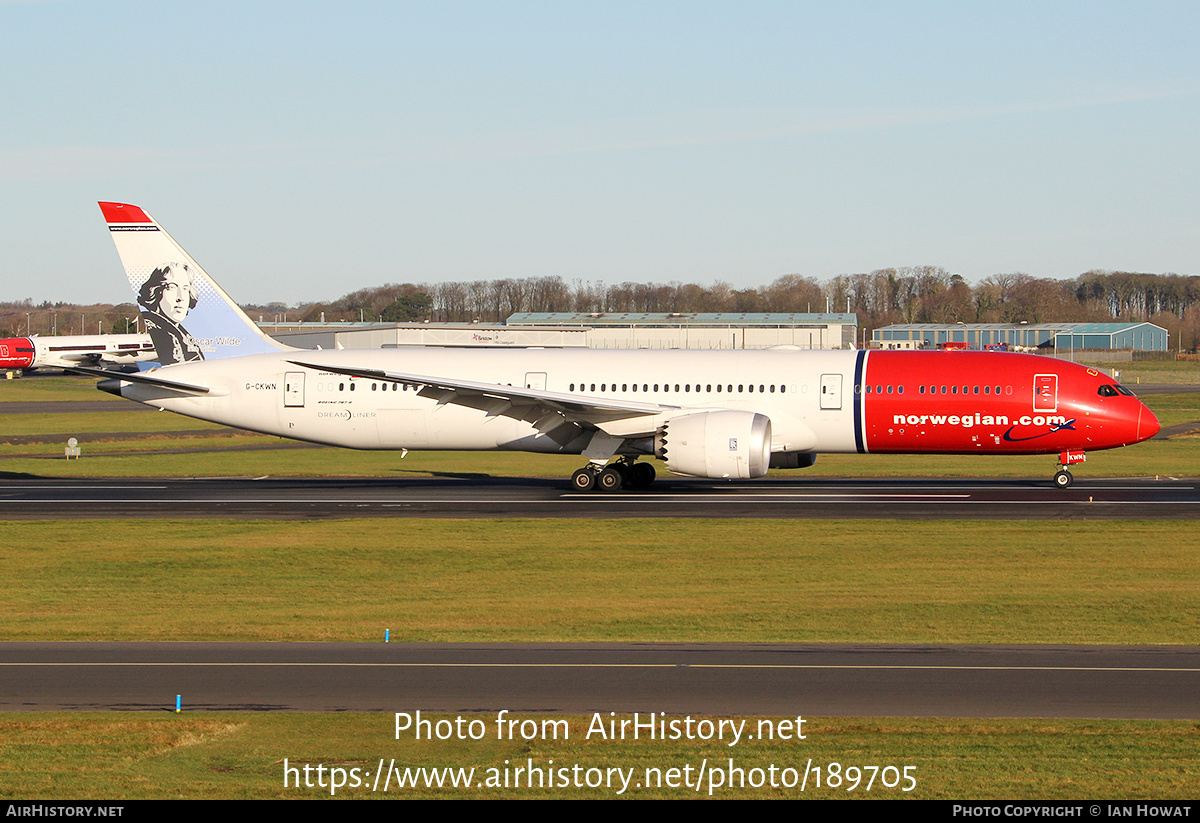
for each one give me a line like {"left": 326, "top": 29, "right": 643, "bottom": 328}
{"left": 69, "top": 202, "right": 1160, "bottom": 490}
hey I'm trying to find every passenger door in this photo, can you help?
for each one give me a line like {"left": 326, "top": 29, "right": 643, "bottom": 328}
{"left": 820, "top": 373, "right": 842, "bottom": 410}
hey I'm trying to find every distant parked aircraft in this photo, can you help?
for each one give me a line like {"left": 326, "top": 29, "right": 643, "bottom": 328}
{"left": 0, "top": 333, "right": 155, "bottom": 373}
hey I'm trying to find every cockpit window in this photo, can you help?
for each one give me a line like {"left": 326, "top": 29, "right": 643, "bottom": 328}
{"left": 1114, "top": 384, "right": 1135, "bottom": 396}
{"left": 1097, "top": 385, "right": 1119, "bottom": 397}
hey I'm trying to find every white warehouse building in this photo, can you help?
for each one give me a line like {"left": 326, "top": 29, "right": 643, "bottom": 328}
{"left": 271, "top": 313, "right": 858, "bottom": 351}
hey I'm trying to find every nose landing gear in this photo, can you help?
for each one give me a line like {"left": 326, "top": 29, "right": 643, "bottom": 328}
{"left": 1054, "top": 449, "right": 1086, "bottom": 489}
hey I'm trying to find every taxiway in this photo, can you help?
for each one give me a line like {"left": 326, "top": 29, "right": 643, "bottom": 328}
{"left": 1, "top": 642, "right": 1195, "bottom": 718}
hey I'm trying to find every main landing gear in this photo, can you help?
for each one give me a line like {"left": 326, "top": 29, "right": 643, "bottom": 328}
{"left": 570, "top": 459, "right": 656, "bottom": 493}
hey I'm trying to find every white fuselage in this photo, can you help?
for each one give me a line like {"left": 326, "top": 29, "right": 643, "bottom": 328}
{"left": 116, "top": 347, "right": 855, "bottom": 455}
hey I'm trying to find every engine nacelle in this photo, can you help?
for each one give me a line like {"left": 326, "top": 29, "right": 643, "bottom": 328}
{"left": 655, "top": 410, "right": 772, "bottom": 479}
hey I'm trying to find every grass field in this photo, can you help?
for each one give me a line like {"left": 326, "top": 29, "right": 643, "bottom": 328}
{"left": 3, "top": 518, "right": 1196, "bottom": 644}
{"left": 2, "top": 714, "right": 1195, "bottom": 799}
{"left": 1075, "top": 358, "right": 1200, "bottom": 386}
{"left": 0, "top": 375, "right": 119, "bottom": 402}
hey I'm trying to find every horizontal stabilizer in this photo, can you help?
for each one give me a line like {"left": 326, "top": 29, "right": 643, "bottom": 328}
{"left": 64, "top": 365, "right": 212, "bottom": 395}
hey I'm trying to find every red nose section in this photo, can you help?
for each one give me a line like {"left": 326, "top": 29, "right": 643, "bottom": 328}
{"left": 1138, "top": 404, "right": 1161, "bottom": 442}
{"left": 0, "top": 337, "right": 35, "bottom": 370}
{"left": 1105, "top": 399, "right": 1160, "bottom": 447}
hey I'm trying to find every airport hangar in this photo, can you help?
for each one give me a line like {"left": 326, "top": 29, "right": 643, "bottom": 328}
{"left": 270, "top": 312, "right": 859, "bottom": 351}
{"left": 872, "top": 321, "right": 1169, "bottom": 356}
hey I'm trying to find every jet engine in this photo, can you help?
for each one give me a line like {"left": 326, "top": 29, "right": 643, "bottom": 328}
{"left": 654, "top": 410, "right": 772, "bottom": 479}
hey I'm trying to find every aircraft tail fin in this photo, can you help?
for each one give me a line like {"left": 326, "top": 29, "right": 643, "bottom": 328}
{"left": 99, "top": 202, "right": 292, "bottom": 365}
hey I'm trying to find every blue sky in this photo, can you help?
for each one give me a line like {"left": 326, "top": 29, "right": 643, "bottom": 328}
{"left": 2, "top": 1, "right": 1197, "bottom": 304}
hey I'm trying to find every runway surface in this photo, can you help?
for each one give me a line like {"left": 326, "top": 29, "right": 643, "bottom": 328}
{"left": 0, "top": 642, "right": 1194, "bottom": 718}
{"left": 0, "top": 475, "right": 1195, "bottom": 519}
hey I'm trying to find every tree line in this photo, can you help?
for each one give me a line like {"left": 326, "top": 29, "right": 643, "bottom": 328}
{"left": 4, "top": 268, "right": 1200, "bottom": 350}
{"left": 288, "top": 268, "right": 1200, "bottom": 351}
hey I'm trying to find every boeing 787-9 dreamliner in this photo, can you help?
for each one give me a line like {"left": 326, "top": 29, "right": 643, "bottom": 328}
{"left": 73, "top": 202, "right": 1159, "bottom": 491}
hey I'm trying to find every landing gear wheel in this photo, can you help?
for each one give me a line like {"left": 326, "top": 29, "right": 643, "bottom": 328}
{"left": 628, "top": 462, "right": 656, "bottom": 489}
{"left": 571, "top": 468, "right": 596, "bottom": 492}
{"left": 596, "top": 465, "right": 626, "bottom": 493}
{"left": 1053, "top": 470, "right": 1073, "bottom": 489}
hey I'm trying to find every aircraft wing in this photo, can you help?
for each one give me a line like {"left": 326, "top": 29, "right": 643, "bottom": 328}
{"left": 287, "top": 359, "right": 678, "bottom": 430}
{"left": 58, "top": 352, "right": 104, "bottom": 364}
